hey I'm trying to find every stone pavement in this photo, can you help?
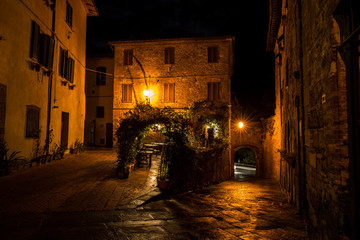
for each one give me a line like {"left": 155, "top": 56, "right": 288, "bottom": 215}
{"left": 0, "top": 149, "right": 308, "bottom": 239}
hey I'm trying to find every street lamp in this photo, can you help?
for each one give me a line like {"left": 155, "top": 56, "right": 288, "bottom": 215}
{"left": 238, "top": 121, "right": 244, "bottom": 129}
{"left": 143, "top": 89, "right": 154, "bottom": 103}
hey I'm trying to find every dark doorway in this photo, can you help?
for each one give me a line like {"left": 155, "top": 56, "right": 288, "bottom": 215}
{"left": 0, "top": 84, "right": 6, "bottom": 141}
{"left": 106, "top": 123, "right": 113, "bottom": 147}
{"left": 61, "top": 112, "right": 69, "bottom": 149}
{"left": 234, "top": 148, "right": 256, "bottom": 179}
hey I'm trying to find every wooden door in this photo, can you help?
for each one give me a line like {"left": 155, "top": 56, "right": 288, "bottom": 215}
{"left": 106, "top": 123, "right": 113, "bottom": 147}
{"left": 61, "top": 112, "right": 69, "bottom": 149}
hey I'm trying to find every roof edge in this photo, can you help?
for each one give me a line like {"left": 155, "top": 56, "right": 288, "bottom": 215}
{"left": 109, "top": 35, "right": 236, "bottom": 46}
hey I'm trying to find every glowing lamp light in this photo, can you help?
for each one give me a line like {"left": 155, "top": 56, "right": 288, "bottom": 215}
{"left": 143, "top": 89, "right": 154, "bottom": 99}
{"left": 238, "top": 121, "right": 244, "bottom": 129}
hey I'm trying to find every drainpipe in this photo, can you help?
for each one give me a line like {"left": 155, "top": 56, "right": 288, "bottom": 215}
{"left": 45, "top": 0, "right": 56, "bottom": 153}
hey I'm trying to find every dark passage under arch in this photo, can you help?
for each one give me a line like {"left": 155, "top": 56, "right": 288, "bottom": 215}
{"left": 234, "top": 147, "right": 256, "bottom": 179}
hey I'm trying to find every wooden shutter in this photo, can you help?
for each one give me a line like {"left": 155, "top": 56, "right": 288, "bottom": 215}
{"left": 69, "top": 58, "right": 75, "bottom": 83}
{"left": 165, "top": 48, "right": 175, "bottom": 64}
{"left": 26, "top": 106, "right": 40, "bottom": 138}
{"left": 164, "top": 83, "right": 169, "bottom": 102}
{"left": 208, "top": 82, "right": 220, "bottom": 101}
{"left": 124, "top": 50, "right": 133, "bottom": 65}
{"left": 169, "top": 83, "right": 175, "bottom": 102}
{"left": 164, "top": 83, "right": 175, "bottom": 102}
{"left": 46, "top": 37, "right": 55, "bottom": 69}
{"left": 66, "top": 1, "right": 73, "bottom": 27}
{"left": 208, "top": 47, "right": 219, "bottom": 63}
{"left": 122, "top": 84, "right": 132, "bottom": 103}
{"left": 208, "top": 47, "right": 212, "bottom": 63}
{"left": 30, "top": 21, "right": 40, "bottom": 60}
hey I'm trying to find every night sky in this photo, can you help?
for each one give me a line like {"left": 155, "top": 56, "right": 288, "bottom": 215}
{"left": 87, "top": 0, "right": 275, "bottom": 118}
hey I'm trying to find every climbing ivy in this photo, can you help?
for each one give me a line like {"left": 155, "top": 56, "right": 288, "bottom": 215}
{"left": 115, "top": 101, "right": 230, "bottom": 190}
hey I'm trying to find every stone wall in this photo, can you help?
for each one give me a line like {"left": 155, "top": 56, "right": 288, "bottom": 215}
{"left": 231, "top": 115, "right": 280, "bottom": 180}
{"left": 268, "top": 0, "right": 354, "bottom": 238}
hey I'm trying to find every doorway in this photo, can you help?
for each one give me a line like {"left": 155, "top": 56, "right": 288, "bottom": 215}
{"left": 61, "top": 112, "right": 69, "bottom": 149}
{"left": 106, "top": 123, "right": 113, "bottom": 147}
{"left": 234, "top": 147, "right": 256, "bottom": 179}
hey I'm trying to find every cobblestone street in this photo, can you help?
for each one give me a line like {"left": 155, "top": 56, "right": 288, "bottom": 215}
{"left": 0, "top": 150, "right": 307, "bottom": 239}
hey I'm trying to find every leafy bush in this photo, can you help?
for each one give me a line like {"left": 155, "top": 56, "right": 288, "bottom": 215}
{"left": 0, "top": 141, "right": 26, "bottom": 176}
{"left": 115, "top": 101, "right": 230, "bottom": 191}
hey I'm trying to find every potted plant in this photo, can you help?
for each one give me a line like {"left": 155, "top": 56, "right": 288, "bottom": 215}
{"left": 116, "top": 159, "right": 130, "bottom": 179}
{"left": 157, "top": 160, "right": 169, "bottom": 190}
{"left": 0, "top": 141, "right": 25, "bottom": 176}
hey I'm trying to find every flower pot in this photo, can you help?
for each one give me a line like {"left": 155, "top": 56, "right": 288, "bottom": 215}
{"left": 157, "top": 177, "right": 169, "bottom": 190}
{"left": 117, "top": 169, "right": 130, "bottom": 179}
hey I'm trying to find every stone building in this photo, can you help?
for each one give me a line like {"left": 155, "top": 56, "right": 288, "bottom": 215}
{"left": 0, "top": 0, "right": 97, "bottom": 159}
{"left": 110, "top": 36, "right": 234, "bottom": 139}
{"left": 85, "top": 55, "right": 114, "bottom": 147}
{"left": 110, "top": 37, "right": 234, "bottom": 117}
{"left": 267, "top": 0, "right": 359, "bottom": 238}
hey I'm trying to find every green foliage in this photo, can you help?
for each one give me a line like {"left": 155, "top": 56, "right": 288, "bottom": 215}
{"left": 236, "top": 148, "right": 256, "bottom": 165}
{"left": 0, "top": 141, "right": 26, "bottom": 176}
{"left": 115, "top": 101, "right": 230, "bottom": 189}
{"left": 70, "top": 139, "right": 85, "bottom": 154}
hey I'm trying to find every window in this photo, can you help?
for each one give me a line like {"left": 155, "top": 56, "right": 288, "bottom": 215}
{"left": 207, "top": 82, "right": 220, "bottom": 101}
{"left": 30, "top": 21, "right": 55, "bottom": 69}
{"left": 66, "top": 1, "right": 73, "bottom": 28}
{"left": 96, "top": 106, "right": 104, "bottom": 118}
{"left": 26, "top": 106, "right": 40, "bottom": 138}
{"left": 122, "top": 84, "right": 133, "bottom": 103}
{"left": 96, "top": 67, "right": 106, "bottom": 85}
{"left": 164, "top": 83, "right": 175, "bottom": 102}
{"left": 124, "top": 49, "right": 133, "bottom": 65}
{"left": 59, "top": 47, "right": 75, "bottom": 83}
{"left": 208, "top": 46, "right": 219, "bottom": 63}
{"left": 164, "top": 47, "right": 175, "bottom": 64}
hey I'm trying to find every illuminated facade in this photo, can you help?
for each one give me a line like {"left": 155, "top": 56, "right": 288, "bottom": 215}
{"left": 110, "top": 36, "right": 234, "bottom": 127}
{"left": 0, "top": 0, "right": 97, "bottom": 159}
{"left": 267, "top": 0, "right": 359, "bottom": 238}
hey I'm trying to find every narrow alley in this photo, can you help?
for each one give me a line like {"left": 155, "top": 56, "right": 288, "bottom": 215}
{"left": 0, "top": 151, "right": 307, "bottom": 239}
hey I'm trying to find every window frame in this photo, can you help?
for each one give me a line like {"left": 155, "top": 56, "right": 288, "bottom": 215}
{"left": 164, "top": 83, "right": 175, "bottom": 102}
{"left": 26, "top": 105, "right": 40, "bottom": 138}
{"left": 207, "top": 82, "right": 220, "bottom": 102}
{"left": 208, "top": 46, "right": 219, "bottom": 63}
{"left": 164, "top": 47, "right": 175, "bottom": 64}
{"left": 122, "top": 84, "right": 133, "bottom": 103}
{"left": 66, "top": 1, "right": 73, "bottom": 28}
{"left": 96, "top": 106, "right": 104, "bottom": 118}
{"left": 96, "top": 67, "right": 106, "bottom": 86}
{"left": 124, "top": 49, "right": 133, "bottom": 66}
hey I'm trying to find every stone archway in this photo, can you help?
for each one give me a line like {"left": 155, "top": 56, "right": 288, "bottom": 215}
{"left": 232, "top": 144, "right": 263, "bottom": 177}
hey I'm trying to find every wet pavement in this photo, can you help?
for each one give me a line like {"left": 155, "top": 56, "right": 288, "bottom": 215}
{"left": 0, "top": 150, "right": 308, "bottom": 239}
